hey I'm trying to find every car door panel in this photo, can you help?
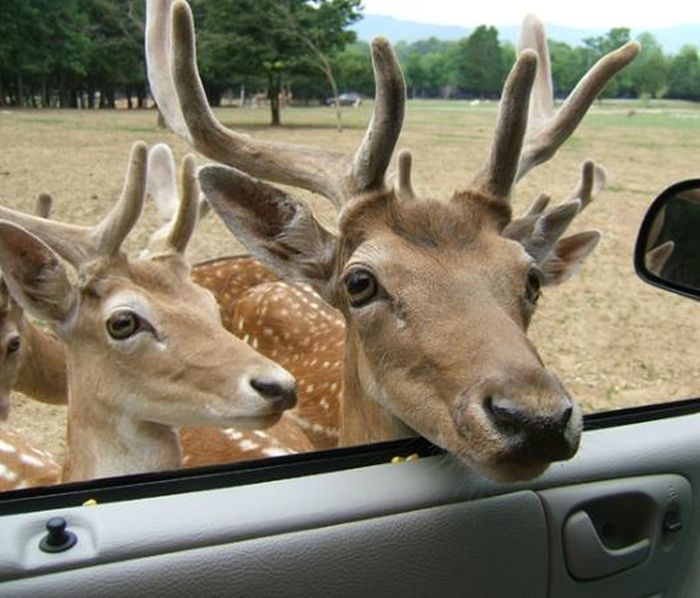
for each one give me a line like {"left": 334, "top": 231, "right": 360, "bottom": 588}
{"left": 1, "top": 410, "right": 700, "bottom": 597}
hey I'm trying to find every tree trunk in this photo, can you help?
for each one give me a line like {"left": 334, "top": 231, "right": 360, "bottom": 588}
{"left": 268, "top": 73, "right": 281, "bottom": 127}
{"left": 59, "top": 74, "right": 68, "bottom": 108}
{"left": 87, "top": 83, "right": 96, "bottom": 109}
{"left": 70, "top": 88, "right": 79, "bottom": 109}
{"left": 0, "top": 77, "right": 6, "bottom": 107}
{"left": 16, "top": 74, "right": 24, "bottom": 107}
{"left": 41, "top": 80, "right": 49, "bottom": 107}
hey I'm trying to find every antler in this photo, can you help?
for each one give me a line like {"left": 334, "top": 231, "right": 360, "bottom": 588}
{"left": 145, "top": 0, "right": 405, "bottom": 208}
{"left": 166, "top": 154, "right": 199, "bottom": 254}
{"left": 0, "top": 142, "right": 147, "bottom": 267}
{"left": 504, "top": 160, "right": 606, "bottom": 243}
{"left": 504, "top": 160, "right": 606, "bottom": 258}
{"left": 390, "top": 150, "right": 416, "bottom": 201}
{"left": 515, "top": 14, "right": 640, "bottom": 181}
{"left": 143, "top": 143, "right": 206, "bottom": 256}
{"left": 471, "top": 15, "right": 639, "bottom": 200}
{"left": 34, "top": 193, "right": 53, "bottom": 219}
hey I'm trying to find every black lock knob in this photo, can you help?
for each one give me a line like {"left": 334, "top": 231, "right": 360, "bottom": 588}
{"left": 39, "top": 517, "right": 78, "bottom": 553}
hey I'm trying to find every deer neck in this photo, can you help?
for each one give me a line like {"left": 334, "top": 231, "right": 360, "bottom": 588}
{"left": 339, "top": 327, "right": 414, "bottom": 446}
{"left": 15, "top": 320, "right": 68, "bottom": 405}
{"left": 62, "top": 361, "right": 181, "bottom": 482}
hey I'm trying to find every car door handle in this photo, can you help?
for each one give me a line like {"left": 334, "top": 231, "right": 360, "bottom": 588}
{"left": 563, "top": 510, "right": 651, "bottom": 580}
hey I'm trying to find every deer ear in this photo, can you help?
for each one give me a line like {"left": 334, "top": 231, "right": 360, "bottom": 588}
{"left": 0, "top": 222, "right": 77, "bottom": 324}
{"left": 540, "top": 231, "right": 600, "bottom": 286}
{"left": 198, "top": 165, "right": 337, "bottom": 294}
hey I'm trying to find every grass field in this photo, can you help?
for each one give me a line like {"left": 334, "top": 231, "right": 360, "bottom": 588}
{"left": 1, "top": 98, "right": 699, "bottom": 464}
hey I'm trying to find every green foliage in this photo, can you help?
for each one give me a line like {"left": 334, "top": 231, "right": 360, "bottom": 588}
{"left": 668, "top": 45, "right": 700, "bottom": 101}
{"left": 1, "top": 2, "right": 699, "bottom": 111}
{"left": 450, "top": 26, "right": 505, "bottom": 97}
{"left": 331, "top": 42, "right": 375, "bottom": 95}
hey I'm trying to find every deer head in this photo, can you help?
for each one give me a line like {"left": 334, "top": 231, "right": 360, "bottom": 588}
{"left": 0, "top": 193, "right": 67, "bottom": 419}
{"left": 0, "top": 280, "right": 23, "bottom": 420}
{"left": 147, "top": 2, "right": 639, "bottom": 481}
{"left": 0, "top": 142, "right": 298, "bottom": 481}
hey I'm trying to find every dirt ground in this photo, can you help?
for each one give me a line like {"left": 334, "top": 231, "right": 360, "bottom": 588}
{"left": 1, "top": 99, "right": 699, "bottom": 467}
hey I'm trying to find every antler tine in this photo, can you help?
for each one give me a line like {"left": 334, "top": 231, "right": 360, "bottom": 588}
{"left": 164, "top": 1, "right": 349, "bottom": 207}
{"left": 566, "top": 160, "right": 606, "bottom": 210}
{"left": 197, "top": 197, "right": 211, "bottom": 222}
{"left": 507, "top": 159, "right": 606, "bottom": 251}
{"left": 389, "top": 149, "right": 416, "bottom": 201}
{"left": 166, "top": 154, "right": 199, "bottom": 254}
{"left": 524, "top": 193, "right": 551, "bottom": 217}
{"left": 0, "top": 143, "right": 147, "bottom": 267}
{"left": 350, "top": 37, "right": 406, "bottom": 196}
{"left": 34, "top": 193, "right": 53, "bottom": 219}
{"left": 0, "top": 207, "right": 93, "bottom": 267}
{"left": 519, "top": 15, "right": 553, "bottom": 133}
{"left": 147, "top": 143, "right": 179, "bottom": 223}
{"left": 645, "top": 240, "right": 674, "bottom": 276}
{"left": 92, "top": 142, "right": 148, "bottom": 257}
{"left": 145, "top": 0, "right": 192, "bottom": 142}
{"left": 149, "top": 1, "right": 405, "bottom": 208}
{"left": 471, "top": 50, "right": 538, "bottom": 199}
{"left": 516, "top": 15, "right": 640, "bottom": 180}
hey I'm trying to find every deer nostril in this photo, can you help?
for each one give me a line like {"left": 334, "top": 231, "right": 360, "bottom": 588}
{"left": 484, "top": 396, "right": 531, "bottom": 434}
{"left": 250, "top": 378, "right": 297, "bottom": 410}
{"left": 560, "top": 405, "right": 573, "bottom": 428}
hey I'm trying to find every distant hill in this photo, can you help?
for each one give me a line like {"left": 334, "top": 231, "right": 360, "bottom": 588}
{"left": 353, "top": 14, "right": 700, "bottom": 54}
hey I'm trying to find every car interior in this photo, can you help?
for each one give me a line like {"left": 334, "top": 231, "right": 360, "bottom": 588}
{"left": 1, "top": 3, "right": 699, "bottom": 598}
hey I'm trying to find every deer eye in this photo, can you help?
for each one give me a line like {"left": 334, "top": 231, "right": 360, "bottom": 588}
{"left": 106, "top": 310, "right": 148, "bottom": 340}
{"left": 525, "top": 269, "right": 542, "bottom": 305}
{"left": 6, "top": 336, "right": 20, "bottom": 354}
{"left": 344, "top": 268, "right": 379, "bottom": 308}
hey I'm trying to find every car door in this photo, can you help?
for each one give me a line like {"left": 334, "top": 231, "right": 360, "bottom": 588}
{"left": 1, "top": 396, "right": 699, "bottom": 597}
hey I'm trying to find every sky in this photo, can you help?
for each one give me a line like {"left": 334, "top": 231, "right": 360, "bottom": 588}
{"left": 361, "top": 0, "right": 700, "bottom": 29}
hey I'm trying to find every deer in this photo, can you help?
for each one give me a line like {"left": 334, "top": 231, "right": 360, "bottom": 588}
{"left": 0, "top": 193, "right": 68, "bottom": 421}
{"left": 0, "top": 141, "right": 302, "bottom": 483}
{"left": 0, "top": 426, "right": 61, "bottom": 491}
{"left": 0, "top": 171, "right": 311, "bottom": 491}
{"left": 144, "top": 142, "right": 342, "bottom": 448}
{"left": 146, "top": 2, "right": 639, "bottom": 481}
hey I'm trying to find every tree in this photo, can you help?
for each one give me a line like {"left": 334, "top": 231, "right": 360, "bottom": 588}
{"left": 80, "top": 0, "right": 145, "bottom": 109}
{"left": 627, "top": 33, "right": 668, "bottom": 98}
{"left": 331, "top": 42, "right": 375, "bottom": 96}
{"left": 583, "top": 28, "right": 632, "bottom": 97}
{"left": 273, "top": 0, "right": 361, "bottom": 130}
{"left": 668, "top": 45, "right": 700, "bottom": 101}
{"left": 451, "top": 26, "right": 505, "bottom": 98}
{"left": 197, "top": 0, "right": 360, "bottom": 126}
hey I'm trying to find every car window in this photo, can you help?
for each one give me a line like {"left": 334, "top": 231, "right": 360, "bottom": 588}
{"left": 0, "top": 3, "right": 698, "bottom": 497}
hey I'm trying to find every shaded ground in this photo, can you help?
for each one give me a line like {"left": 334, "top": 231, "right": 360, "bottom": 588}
{"left": 1, "top": 99, "right": 699, "bottom": 465}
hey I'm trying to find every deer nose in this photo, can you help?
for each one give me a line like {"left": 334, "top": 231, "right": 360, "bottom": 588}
{"left": 250, "top": 377, "right": 297, "bottom": 411}
{"left": 485, "top": 396, "right": 573, "bottom": 434}
{"left": 483, "top": 395, "right": 575, "bottom": 461}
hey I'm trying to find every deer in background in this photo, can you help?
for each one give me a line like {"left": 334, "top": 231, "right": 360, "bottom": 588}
{"left": 148, "top": 2, "right": 638, "bottom": 482}
{"left": 0, "top": 194, "right": 67, "bottom": 420}
{"left": 145, "top": 142, "right": 343, "bottom": 448}
{"left": 0, "top": 142, "right": 299, "bottom": 483}
{"left": 0, "top": 160, "right": 311, "bottom": 491}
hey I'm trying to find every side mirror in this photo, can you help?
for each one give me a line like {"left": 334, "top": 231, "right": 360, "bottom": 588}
{"left": 634, "top": 179, "right": 700, "bottom": 301}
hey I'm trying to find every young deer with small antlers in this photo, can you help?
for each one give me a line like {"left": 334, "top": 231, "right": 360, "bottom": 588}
{"left": 0, "top": 142, "right": 298, "bottom": 483}
{"left": 0, "top": 194, "right": 67, "bottom": 420}
{"left": 143, "top": 143, "right": 342, "bottom": 449}
{"left": 147, "top": 2, "right": 638, "bottom": 481}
